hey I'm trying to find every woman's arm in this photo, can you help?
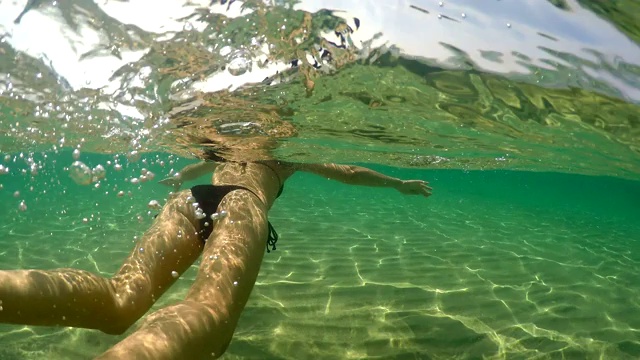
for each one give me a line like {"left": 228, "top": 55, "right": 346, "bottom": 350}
{"left": 159, "top": 161, "right": 219, "bottom": 190}
{"left": 294, "top": 163, "right": 432, "bottom": 197}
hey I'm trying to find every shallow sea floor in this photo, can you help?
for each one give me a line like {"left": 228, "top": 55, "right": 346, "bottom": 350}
{"left": 0, "top": 166, "right": 639, "bottom": 359}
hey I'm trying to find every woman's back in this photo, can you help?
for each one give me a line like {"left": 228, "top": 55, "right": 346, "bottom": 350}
{"left": 212, "top": 161, "right": 294, "bottom": 208}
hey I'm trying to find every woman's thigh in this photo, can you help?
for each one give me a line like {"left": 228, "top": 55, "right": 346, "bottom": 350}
{"left": 111, "top": 190, "right": 205, "bottom": 318}
{"left": 185, "top": 190, "right": 269, "bottom": 326}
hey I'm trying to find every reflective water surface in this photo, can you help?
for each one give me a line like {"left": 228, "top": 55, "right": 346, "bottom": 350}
{"left": 0, "top": 0, "right": 639, "bottom": 177}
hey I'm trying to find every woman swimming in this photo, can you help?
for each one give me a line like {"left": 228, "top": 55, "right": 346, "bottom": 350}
{"left": 0, "top": 144, "right": 431, "bottom": 359}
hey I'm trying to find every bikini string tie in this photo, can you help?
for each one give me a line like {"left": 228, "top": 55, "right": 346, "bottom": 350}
{"left": 266, "top": 222, "right": 278, "bottom": 253}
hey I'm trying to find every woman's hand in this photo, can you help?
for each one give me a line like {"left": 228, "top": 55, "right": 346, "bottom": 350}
{"left": 159, "top": 175, "right": 183, "bottom": 191}
{"left": 395, "top": 180, "right": 432, "bottom": 197}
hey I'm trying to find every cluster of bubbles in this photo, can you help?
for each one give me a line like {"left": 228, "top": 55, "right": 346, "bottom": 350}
{"left": 67, "top": 149, "right": 159, "bottom": 195}
{"left": 68, "top": 161, "right": 105, "bottom": 185}
{"left": 130, "top": 167, "right": 156, "bottom": 185}
{"left": 187, "top": 195, "right": 229, "bottom": 228}
{"left": 68, "top": 149, "right": 108, "bottom": 186}
{"left": 4, "top": 147, "right": 202, "bottom": 252}
{"left": 1, "top": 152, "right": 45, "bottom": 212}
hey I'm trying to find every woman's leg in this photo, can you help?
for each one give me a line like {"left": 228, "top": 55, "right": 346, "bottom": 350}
{"left": 0, "top": 190, "right": 204, "bottom": 334}
{"left": 96, "top": 191, "right": 269, "bottom": 359}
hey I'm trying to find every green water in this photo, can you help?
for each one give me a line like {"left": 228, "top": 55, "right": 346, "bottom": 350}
{"left": 0, "top": 151, "right": 639, "bottom": 359}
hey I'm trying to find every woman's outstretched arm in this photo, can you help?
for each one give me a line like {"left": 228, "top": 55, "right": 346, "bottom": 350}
{"left": 159, "top": 161, "right": 219, "bottom": 190}
{"left": 294, "top": 163, "right": 432, "bottom": 197}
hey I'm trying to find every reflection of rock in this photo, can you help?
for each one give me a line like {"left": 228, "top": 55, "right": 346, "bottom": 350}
{"left": 548, "top": 0, "right": 640, "bottom": 46}
{"left": 14, "top": 0, "right": 45, "bottom": 24}
{"left": 546, "top": 0, "right": 569, "bottom": 10}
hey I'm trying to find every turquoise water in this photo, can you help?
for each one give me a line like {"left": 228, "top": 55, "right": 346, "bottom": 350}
{"left": 0, "top": 151, "right": 639, "bottom": 359}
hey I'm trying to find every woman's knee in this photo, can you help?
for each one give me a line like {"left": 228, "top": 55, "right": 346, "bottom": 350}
{"left": 101, "top": 298, "right": 148, "bottom": 335}
{"left": 94, "top": 294, "right": 133, "bottom": 335}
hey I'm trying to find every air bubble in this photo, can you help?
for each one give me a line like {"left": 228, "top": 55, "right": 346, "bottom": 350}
{"left": 148, "top": 200, "right": 161, "bottom": 209}
{"left": 171, "top": 271, "right": 179, "bottom": 278}
{"left": 117, "top": 191, "right": 125, "bottom": 197}
{"left": 139, "top": 247, "right": 144, "bottom": 253}
{"left": 114, "top": 163, "right": 123, "bottom": 171}
{"left": 219, "top": 46, "right": 232, "bottom": 57}
{"left": 92, "top": 164, "right": 106, "bottom": 182}
{"left": 0, "top": 165, "right": 8, "bottom": 174}
{"left": 69, "top": 161, "right": 93, "bottom": 185}
{"left": 18, "top": 200, "right": 27, "bottom": 211}
{"left": 228, "top": 56, "right": 252, "bottom": 76}
{"left": 131, "top": 178, "right": 140, "bottom": 185}
{"left": 13, "top": 191, "right": 20, "bottom": 198}
{"left": 72, "top": 149, "right": 81, "bottom": 160}
{"left": 127, "top": 151, "right": 140, "bottom": 163}
{"left": 233, "top": 281, "right": 238, "bottom": 286}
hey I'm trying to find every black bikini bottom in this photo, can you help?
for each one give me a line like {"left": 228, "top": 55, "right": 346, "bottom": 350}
{"left": 190, "top": 185, "right": 279, "bottom": 252}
